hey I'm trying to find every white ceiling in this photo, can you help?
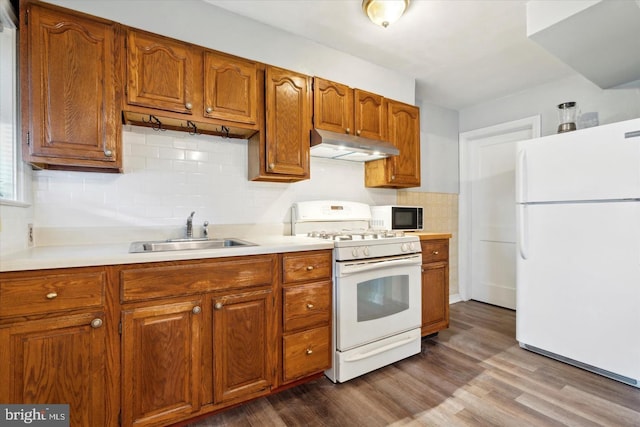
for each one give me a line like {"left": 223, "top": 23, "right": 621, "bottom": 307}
{"left": 203, "top": 0, "right": 578, "bottom": 110}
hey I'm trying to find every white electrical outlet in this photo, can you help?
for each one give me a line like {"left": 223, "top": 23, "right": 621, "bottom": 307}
{"left": 28, "top": 223, "right": 34, "bottom": 247}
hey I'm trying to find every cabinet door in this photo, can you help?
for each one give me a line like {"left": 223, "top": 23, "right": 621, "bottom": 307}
{"left": 264, "top": 66, "right": 311, "bottom": 178}
{"left": 421, "top": 262, "right": 449, "bottom": 336}
{"left": 212, "top": 290, "right": 274, "bottom": 403}
{"left": 121, "top": 300, "right": 202, "bottom": 427}
{"left": 354, "top": 89, "right": 386, "bottom": 141}
{"left": 387, "top": 100, "right": 421, "bottom": 186}
{"left": 0, "top": 312, "right": 106, "bottom": 427}
{"left": 203, "top": 51, "right": 258, "bottom": 125}
{"left": 24, "top": 4, "right": 120, "bottom": 167}
{"left": 313, "top": 77, "right": 353, "bottom": 135}
{"left": 126, "top": 29, "right": 195, "bottom": 114}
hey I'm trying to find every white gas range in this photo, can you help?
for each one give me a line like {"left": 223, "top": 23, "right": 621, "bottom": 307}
{"left": 292, "top": 200, "right": 422, "bottom": 383}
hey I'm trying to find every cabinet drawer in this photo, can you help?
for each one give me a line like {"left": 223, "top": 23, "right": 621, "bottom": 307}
{"left": 283, "top": 326, "right": 330, "bottom": 382}
{"left": 0, "top": 270, "right": 105, "bottom": 318}
{"left": 121, "top": 255, "right": 275, "bottom": 302}
{"left": 421, "top": 240, "right": 449, "bottom": 264}
{"left": 283, "top": 281, "right": 331, "bottom": 332}
{"left": 282, "top": 251, "right": 332, "bottom": 284}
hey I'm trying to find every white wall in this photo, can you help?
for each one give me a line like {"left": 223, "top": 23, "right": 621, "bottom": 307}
{"left": 32, "top": 127, "right": 396, "bottom": 232}
{"left": 409, "top": 101, "right": 459, "bottom": 194}
{"left": 460, "top": 74, "right": 640, "bottom": 136}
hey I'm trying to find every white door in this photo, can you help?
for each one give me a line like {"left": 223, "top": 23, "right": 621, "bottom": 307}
{"left": 459, "top": 116, "right": 540, "bottom": 309}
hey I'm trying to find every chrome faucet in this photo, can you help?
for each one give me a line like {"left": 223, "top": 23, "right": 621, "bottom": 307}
{"left": 186, "top": 211, "right": 195, "bottom": 238}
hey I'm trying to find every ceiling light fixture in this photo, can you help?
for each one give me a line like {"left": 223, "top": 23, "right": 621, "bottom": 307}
{"left": 362, "top": 0, "right": 409, "bottom": 28}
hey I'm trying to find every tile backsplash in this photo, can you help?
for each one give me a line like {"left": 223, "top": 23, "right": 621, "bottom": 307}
{"left": 398, "top": 191, "right": 459, "bottom": 298}
{"left": 32, "top": 126, "right": 396, "bottom": 232}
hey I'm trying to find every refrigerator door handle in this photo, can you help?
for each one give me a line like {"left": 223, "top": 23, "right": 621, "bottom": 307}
{"left": 624, "top": 130, "right": 640, "bottom": 139}
{"left": 516, "top": 148, "right": 528, "bottom": 203}
{"left": 518, "top": 204, "right": 529, "bottom": 260}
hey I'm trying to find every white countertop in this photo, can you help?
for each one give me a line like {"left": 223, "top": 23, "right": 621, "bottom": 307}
{"left": 0, "top": 235, "right": 335, "bottom": 272}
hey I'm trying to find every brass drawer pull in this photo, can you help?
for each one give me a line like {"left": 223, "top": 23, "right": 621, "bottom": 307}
{"left": 192, "top": 306, "right": 201, "bottom": 314}
{"left": 306, "top": 265, "right": 314, "bottom": 271}
{"left": 90, "top": 318, "right": 103, "bottom": 329}
{"left": 306, "top": 303, "right": 314, "bottom": 309}
{"left": 306, "top": 348, "right": 313, "bottom": 355}
{"left": 432, "top": 251, "right": 439, "bottom": 255}
{"left": 214, "top": 302, "right": 223, "bottom": 310}
{"left": 46, "top": 292, "right": 58, "bottom": 300}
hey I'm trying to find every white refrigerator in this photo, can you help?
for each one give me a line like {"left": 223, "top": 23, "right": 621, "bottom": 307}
{"left": 515, "top": 118, "right": 640, "bottom": 388}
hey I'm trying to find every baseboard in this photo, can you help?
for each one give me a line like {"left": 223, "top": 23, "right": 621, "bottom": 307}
{"left": 449, "top": 293, "right": 463, "bottom": 304}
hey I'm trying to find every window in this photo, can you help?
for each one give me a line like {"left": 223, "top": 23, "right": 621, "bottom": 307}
{"left": 0, "top": 0, "right": 20, "bottom": 202}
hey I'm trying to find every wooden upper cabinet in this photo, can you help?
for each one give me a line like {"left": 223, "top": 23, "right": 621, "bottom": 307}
{"left": 126, "top": 29, "right": 195, "bottom": 114}
{"left": 203, "top": 52, "right": 258, "bottom": 125}
{"left": 124, "top": 29, "right": 261, "bottom": 138}
{"left": 365, "top": 100, "right": 421, "bottom": 188}
{"left": 354, "top": 89, "right": 386, "bottom": 141}
{"left": 22, "top": 2, "right": 122, "bottom": 171}
{"left": 313, "top": 78, "right": 353, "bottom": 135}
{"left": 313, "top": 77, "right": 386, "bottom": 141}
{"left": 249, "top": 66, "right": 311, "bottom": 181}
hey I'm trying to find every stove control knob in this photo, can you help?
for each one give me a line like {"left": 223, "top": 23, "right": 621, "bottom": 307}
{"left": 401, "top": 243, "right": 408, "bottom": 252}
{"left": 363, "top": 247, "right": 370, "bottom": 257}
{"left": 408, "top": 242, "right": 415, "bottom": 251}
{"left": 352, "top": 248, "right": 359, "bottom": 258}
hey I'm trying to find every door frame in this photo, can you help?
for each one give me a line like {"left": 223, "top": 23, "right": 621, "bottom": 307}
{"left": 458, "top": 116, "right": 540, "bottom": 302}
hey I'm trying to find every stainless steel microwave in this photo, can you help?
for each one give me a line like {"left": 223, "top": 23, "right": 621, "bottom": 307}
{"left": 370, "top": 205, "right": 423, "bottom": 231}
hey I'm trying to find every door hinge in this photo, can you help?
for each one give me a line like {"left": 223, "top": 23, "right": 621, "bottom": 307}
{"left": 24, "top": 8, "right": 29, "bottom": 26}
{"left": 124, "top": 84, "right": 128, "bottom": 96}
{"left": 118, "top": 322, "right": 122, "bottom": 335}
{"left": 26, "top": 131, "right": 30, "bottom": 146}
{"left": 118, "top": 411, "right": 121, "bottom": 426}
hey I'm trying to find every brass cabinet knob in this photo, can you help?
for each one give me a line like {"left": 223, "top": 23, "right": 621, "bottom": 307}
{"left": 306, "top": 303, "right": 314, "bottom": 310}
{"left": 391, "top": 175, "right": 395, "bottom": 180}
{"left": 356, "top": 130, "right": 361, "bottom": 136}
{"left": 268, "top": 163, "right": 275, "bottom": 170}
{"left": 104, "top": 149, "right": 113, "bottom": 158}
{"left": 90, "top": 318, "right": 103, "bottom": 328}
{"left": 306, "top": 265, "right": 314, "bottom": 271}
{"left": 305, "top": 348, "right": 313, "bottom": 355}
{"left": 214, "top": 302, "right": 223, "bottom": 310}
{"left": 205, "top": 106, "right": 213, "bottom": 114}
{"left": 46, "top": 292, "right": 58, "bottom": 300}
{"left": 433, "top": 251, "right": 439, "bottom": 255}
{"left": 345, "top": 127, "right": 350, "bottom": 134}
{"left": 192, "top": 306, "right": 201, "bottom": 314}
{"left": 185, "top": 102, "right": 193, "bottom": 110}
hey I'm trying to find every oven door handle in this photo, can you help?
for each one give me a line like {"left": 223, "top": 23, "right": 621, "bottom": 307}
{"left": 344, "top": 334, "right": 417, "bottom": 362}
{"left": 339, "top": 254, "right": 421, "bottom": 275}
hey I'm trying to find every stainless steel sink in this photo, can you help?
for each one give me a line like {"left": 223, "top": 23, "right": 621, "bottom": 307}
{"left": 129, "top": 238, "right": 256, "bottom": 253}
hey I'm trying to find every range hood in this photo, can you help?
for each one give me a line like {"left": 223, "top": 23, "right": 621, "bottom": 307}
{"left": 310, "top": 129, "right": 399, "bottom": 162}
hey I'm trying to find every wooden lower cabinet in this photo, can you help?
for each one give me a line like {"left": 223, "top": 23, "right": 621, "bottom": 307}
{"left": 0, "top": 250, "right": 333, "bottom": 427}
{"left": 280, "top": 251, "right": 333, "bottom": 385}
{"left": 121, "top": 299, "right": 202, "bottom": 427}
{"left": 420, "top": 239, "right": 450, "bottom": 336}
{"left": 211, "top": 290, "right": 274, "bottom": 404}
{"left": 0, "top": 312, "right": 108, "bottom": 427}
{"left": 0, "top": 266, "right": 112, "bottom": 427}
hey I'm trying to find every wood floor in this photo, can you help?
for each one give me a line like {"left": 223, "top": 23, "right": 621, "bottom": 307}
{"left": 186, "top": 300, "right": 640, "bottom": 426}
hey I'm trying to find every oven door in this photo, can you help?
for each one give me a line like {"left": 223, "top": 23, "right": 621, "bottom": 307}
{"left": 335, "top": 253, "right": 422, "bottom": 351}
